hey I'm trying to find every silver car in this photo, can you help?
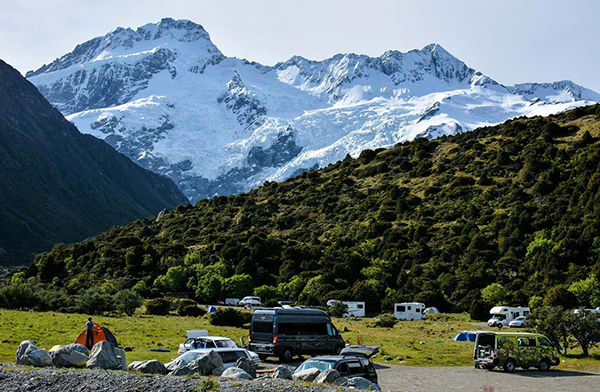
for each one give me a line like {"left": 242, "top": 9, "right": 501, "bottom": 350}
{"left": 508, "top": 316, "right": 527, "bottom": 328}
{"left": 166, "top": 347, "right": 259, "bottom": 370}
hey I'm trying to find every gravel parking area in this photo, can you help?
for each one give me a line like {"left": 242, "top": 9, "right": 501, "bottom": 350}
{"left": 374, "top": 363, "right": 600, "bottom": 392}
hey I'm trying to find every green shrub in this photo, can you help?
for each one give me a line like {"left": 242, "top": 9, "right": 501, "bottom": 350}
{"left": 145, "top": 298, "right": 172, "bottom": 315}
{"left": 208, "top": 307, "right": 251, "bottom": 327}
{"left": 75, "top": 287, "right": 114, "bottom": 315}
{"left": 177, "top": 298, "right": 205, "bottom": 317}
{"left": 374, "top": 314, "right": 397, "bottom": 328}
{"left": 114, "top": 289, "right": 143, "bottom": 316}
{"left": 328, "top": 301, "right": 349, "bottom": 318}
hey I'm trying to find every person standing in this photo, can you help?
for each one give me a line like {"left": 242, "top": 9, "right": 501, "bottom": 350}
{"left": 85, "top": 317, "right": 95, "bottom": 349}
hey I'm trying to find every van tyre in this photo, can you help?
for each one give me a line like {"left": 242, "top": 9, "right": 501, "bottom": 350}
{"left": 280, "top": 348, "right": 294, "bottom": 363}
{"left": 538, "top": 359, "right": 550, "bottom": 371}
{"left": 503, "top": 358, "right": 516, "bottom": 372}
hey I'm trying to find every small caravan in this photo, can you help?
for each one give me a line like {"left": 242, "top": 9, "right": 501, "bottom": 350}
{"left": 394, "top": 302, "right": 426, "bottom": 321}
{"left": 326, "top": 300, "right": 366, "bottom": 317}
{"left": 487, "top": 306, "right": 530, "bottom": 328}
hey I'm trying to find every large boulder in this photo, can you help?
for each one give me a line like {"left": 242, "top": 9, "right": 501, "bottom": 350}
{"left": 341, "top": 377, "right": 381, "bottom": 391}
{"left": 16, "top": 341, "right": 38, "bottom": 365}
{"left": 129, "top": 360, "right": 168, "bottom": 375}
{"left": 292, "top": 368, "right": 320, "bottom": 382}
{"left": 169, "top": 350, "right": 224, "bottom": 376}
{"left": 52, "top": 345, "right": 89, "bottom": 368}
{"left": 272, "top": 364, "right": 294, "bottom": 380}
{"left": 235, "top": 356, "right": 256, "bottom": 378}
{"left": 314, "top": 369, "right": 341, "bottom": 384}
{"left": 86, "top": 341, "right": 120, "bottom": 370}
{"left": 29, "top": 349, "right": 53, "bottom": 367}
{"left": 114, "top": 347, "right": 127, "bottom": 371}
{"left": 220, "top": 366, "right": 253, "bottom": 380}
{"left": 165, "top": 357, "right": 186, "bottom": 373}
{"left": 211, "top": 366, "right": 226, "bottom": 376}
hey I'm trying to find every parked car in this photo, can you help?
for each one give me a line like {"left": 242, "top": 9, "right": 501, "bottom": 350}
{"left": 239, "top": 296, "right": 262, "bottom": 308}
{"left": 177, "top": 336, "right": 259, "bottom": 363}
{"left": 293, "top": 345, "right": 379, "bottom": 383}
{"left": 473, "top": 332, "right": 559, "bottom": 372}
{"left": 277, "top": 301, "right": 294, "bottom": 306}
{"left": 508, "top": 316, "right": 527, "bottom": 328}
{"left": 249, "top": 307, "right": 345, "bottom": 362}
{"left": 167, "top": 347, "right": 259, "bottom": 369}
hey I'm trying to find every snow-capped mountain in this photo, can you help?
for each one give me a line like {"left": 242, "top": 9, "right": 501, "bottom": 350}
{"left": 27, "top": 18, "right": 600, "bottom": 202}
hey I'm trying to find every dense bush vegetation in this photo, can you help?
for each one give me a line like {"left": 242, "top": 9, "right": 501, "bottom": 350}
{"left": 4, "top": 104, "right": 600, "bottom": 314}
{"left": 208, "top": 308, "right": 251, "bottom": 327}
{"left": 176, "top": 298, "right": 205, "bottom": 317}
{"left": 145, "top": 298, "right": 171, "bottom": 315}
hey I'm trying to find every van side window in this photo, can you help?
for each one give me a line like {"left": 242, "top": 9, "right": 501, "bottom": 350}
{"left": 416, "top": 308, "right": 421, "bottom": 313}
{"left": 396, "top": 305, "right": 405, "bottom": 312}
{"left": 538, "top": 337, "right": 553, "bottom": 347}
{"left": 279, "top": 322, "right": 326, "bottom": 336}
{"left": 326, "top": 323, "right": 336, "bottom": 337}
{"left": 407, "top": 306, "right": 412, "bottom": 311}
{"left": 357, "top": 304, "right": 363, "bottom": 309}
{"left": 518, "top": 337, "right": 536, "bottom": 347}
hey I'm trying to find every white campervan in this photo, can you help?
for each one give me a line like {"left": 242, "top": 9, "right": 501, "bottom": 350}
{"left": 487, "top": 306, "right": 530, "bottom": 327}
{"left": 394, "top": 302, "right": 426, "bottom": 321}
{"left": 326, "top": 300, "right": 366, "bottom": 317}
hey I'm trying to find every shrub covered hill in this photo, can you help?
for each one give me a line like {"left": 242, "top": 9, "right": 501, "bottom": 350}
{"left": 24, "top": 104, "right": 600, "bottom": 313}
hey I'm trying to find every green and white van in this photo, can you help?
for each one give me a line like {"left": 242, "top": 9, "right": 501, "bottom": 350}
{"left": 474, "top": 332, "right": 559, "bottom": 372}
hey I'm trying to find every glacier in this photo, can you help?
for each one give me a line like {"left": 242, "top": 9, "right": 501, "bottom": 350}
{"left": 27, "top": 18, "right": 600, "bottom": 202}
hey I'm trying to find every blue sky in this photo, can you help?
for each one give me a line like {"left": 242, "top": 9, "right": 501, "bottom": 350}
{"left": 1, "top": 0, "right": 599, "bottom": 91}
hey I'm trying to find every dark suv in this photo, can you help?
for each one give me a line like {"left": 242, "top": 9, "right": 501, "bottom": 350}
{"left": 293, "top": 345, "right": 379, "bottom": 383}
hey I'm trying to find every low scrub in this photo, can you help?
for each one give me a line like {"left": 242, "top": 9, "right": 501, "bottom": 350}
{"left": 208, "top": 308, "right": 251, "bottom": 327}
{"left": 374, "top": 313, "right": 397, "bottom": 328}
{"left": 145, "top": 298, "right": 171, "bottom": 315}
{"left": 176, "top": 299, "right": 205, "bottom": 317}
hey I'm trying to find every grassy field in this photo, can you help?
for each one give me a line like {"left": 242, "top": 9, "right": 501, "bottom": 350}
{"left": 0, "top": 309, "right": 599, "bottom": 372}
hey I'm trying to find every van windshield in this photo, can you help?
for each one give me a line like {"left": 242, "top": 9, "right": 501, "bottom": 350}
{"left": 491, "top": 315, "right": 506, "bottom": 320}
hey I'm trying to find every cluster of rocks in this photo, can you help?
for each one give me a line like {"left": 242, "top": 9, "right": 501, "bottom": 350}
{"left": 16, "top": 340, "right": 126, "bottom": 370}
{"left": 286, "top": 366, "right": 381, "bottom": 390}
{"left": 17, "top": 341, "right": 380, "bottom": 391}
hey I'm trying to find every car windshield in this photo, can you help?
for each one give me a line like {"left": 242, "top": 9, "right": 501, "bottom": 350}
{"left": 177, "top": 351, "right": 202, "bottom": 364}
{"left": 295, "top": 359, "right": 336, "bottom": 373}
{"left": 515, "top": 317, "right": 525, "bottom": 321}
{"left": 215, "top": 339, "right": 238, "bottom": 348}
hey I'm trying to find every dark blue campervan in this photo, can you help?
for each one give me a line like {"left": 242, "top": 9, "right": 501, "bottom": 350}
{"left": 248, "top": 308, "right": 345, "bottom": 362}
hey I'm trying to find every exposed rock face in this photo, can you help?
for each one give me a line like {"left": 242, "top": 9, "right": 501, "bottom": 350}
{"left": 16, "top": 341, "right": 38, "bottom": 365}
{"left": 28, "top": 349, "right": 53, "bottom": 367}
{"left": 340, "top": 376, "right": 381, "bottom": 391}
{"left": 314, "top": 369, "right": 341, "bottom": 384}
{"left": 272, "top": 364, "right": 294, "bottom": 380}
{"left": 51, "top": 345, "right": 89, "bottom": 368}
{"left": 292, "top": 368, "right": 321, "bottom": 382}
{"left": 114, "top": 347, "right": 127, "bottom": 371}
{"left": 168, "top": 350, "right": 224, "bottom": 376}
{"left": 235, "top": 356, "right": 256, "bottom": 378}
{"left": 27, "top": 19, "right": 600, "bottom": 204}
{"left": 86, "top": 341, "right": 121, "bottom": 370}
{"left": 220, "top": 366, "right": 253, "bottom": 380}
{"left": 128, "top": 360, "right": 168, "bottom": 374}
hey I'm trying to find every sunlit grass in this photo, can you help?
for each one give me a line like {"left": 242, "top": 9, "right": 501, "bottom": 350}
{"left": 0, "top": 309, "right": 598, "bottom": 372}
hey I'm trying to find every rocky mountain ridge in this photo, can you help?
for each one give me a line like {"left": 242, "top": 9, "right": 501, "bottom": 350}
{"left": 28, "top": 18, "right": 600, "bottom": 202}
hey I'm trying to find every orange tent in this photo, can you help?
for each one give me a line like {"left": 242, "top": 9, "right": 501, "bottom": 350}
{"left": 75, "top": 323, "right": 118, "bottom": 348}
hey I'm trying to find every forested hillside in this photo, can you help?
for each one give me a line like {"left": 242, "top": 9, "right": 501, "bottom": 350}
{"left": 20, "top": 104, "right": 600, "bottom": 313}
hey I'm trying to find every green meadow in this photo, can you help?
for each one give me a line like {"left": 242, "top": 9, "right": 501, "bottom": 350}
{"left": 0, "top": 310, "right": 598, "bottom": 372}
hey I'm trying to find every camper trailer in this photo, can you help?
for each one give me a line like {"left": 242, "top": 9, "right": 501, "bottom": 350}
{"left": 326, "top": 300, "right": 366, "bottom": 317}
{"left": 487, "top": 306, "right": 531, "bottom": 328}
{"left": 394, "top": 302, "right": 426, "bottom": 321}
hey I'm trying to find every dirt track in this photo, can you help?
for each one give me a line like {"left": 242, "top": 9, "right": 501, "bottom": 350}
{"left": 374, "top": 364, "right": 600, "bottom": 392}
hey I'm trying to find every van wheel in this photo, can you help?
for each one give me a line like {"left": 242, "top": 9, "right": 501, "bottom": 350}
{"left": 280, "top": 348, "right": 294, "bottom": 363}
{"left": 538, "top": 359, "right": 550, "bottom": 371}
{"left": 258, "top": 354, "right": 269, "bottom": 361}
{"left": 503, "top": 358, "right": 516, "bottom": 372}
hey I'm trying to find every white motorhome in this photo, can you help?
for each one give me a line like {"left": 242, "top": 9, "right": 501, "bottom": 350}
{"left": 326, "top": 300, "right": 366, "bottom": 317}
{"left": 225, "top": 298, "right": 240, "bottom": 306}
{"left": 394, "top": 302, "right": 426, "bottom": 321}
{"left": 487, "top": 306, "right": 530, "bottom": 327}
